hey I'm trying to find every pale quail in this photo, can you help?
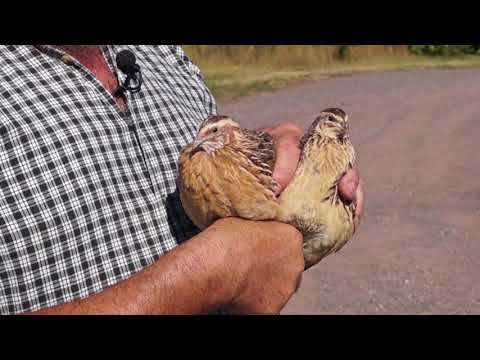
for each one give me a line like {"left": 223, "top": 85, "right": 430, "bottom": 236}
{"left": 276, "top": 108, "right": 356, "bottom": 268}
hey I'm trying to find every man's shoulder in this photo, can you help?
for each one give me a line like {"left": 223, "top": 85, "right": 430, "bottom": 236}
{"left": 134, "top": 45, "right": 206, "bottom": 81}
{"left": 0, "top": 46, "right": 37, "bottom": 76}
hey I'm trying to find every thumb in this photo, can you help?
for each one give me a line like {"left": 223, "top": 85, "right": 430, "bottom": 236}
{"left": 272, "top": 137, "right": 301, "bottom": 195}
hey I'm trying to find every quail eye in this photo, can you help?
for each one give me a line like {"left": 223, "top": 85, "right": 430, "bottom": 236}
{"left": 212, "top": 127, "right": 218, "bottom": 133}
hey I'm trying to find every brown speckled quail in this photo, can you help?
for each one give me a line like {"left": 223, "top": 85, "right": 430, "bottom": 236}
{"left": 178, "top": 109, "right": 356, "bottom": 268}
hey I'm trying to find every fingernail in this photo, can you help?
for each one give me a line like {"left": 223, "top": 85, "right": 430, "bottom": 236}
{"left": 349, "top": 183, "right": 357, "bottom": 199}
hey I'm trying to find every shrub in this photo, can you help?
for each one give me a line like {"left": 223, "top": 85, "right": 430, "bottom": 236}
{"left": 409, "top": 45, "right": 480, "bottom": 56}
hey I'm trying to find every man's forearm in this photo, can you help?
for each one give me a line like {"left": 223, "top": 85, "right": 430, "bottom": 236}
{"left": 29, "top": 223, "right": 236, "bottom": 315}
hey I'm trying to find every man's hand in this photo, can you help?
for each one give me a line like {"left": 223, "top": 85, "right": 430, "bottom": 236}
{"left": 263, "top": 122, "right": 364, "bottom": 230}
{"left": 338, "top": 167, "right": 364, "bottom": 233}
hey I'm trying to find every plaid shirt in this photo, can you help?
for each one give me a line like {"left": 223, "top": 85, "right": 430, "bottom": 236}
{"left": 0, "top": 45, "right": 217, "bottom": 314}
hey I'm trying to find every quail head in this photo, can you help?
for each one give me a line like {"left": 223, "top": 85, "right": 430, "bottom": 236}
{"left": 178, "top": 109, "right": 357, "bottom": 268}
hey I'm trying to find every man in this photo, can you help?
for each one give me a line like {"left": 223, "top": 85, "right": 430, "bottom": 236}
{"left": 0, "top": 45, "right": 364, "bottom": 314}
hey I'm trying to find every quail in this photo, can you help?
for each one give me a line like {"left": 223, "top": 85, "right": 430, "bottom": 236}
{"left": 178, "top": 109, "right": 356, "bottom": 268}
{"left": 178, "top": 115, "right": 279, "bottom": 230}
{"left": 276, "top": 108, "right": 356, "bottom": 268}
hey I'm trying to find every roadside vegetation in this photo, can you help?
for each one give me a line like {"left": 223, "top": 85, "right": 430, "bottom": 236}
{"left": 183, "top": 45, "right": 480, "bottom": 101}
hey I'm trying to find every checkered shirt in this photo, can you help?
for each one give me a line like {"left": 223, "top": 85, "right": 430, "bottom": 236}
{"left": 0, "top": 45, "right": 217, "bottom": 314}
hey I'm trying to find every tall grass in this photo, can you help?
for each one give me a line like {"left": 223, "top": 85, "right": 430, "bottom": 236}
{"left": 183, "top": 45, "right": 411, "bottom": 69}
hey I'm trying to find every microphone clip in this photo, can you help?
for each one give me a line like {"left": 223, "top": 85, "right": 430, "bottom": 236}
{"left": 116, "top": 50, "right": 143, "bottom": 94}
{"left": 121, "top": 65, "right": 142, "bottom": 93}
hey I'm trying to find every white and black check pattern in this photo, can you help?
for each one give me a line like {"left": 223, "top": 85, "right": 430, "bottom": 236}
{"left": 0, "top": 45, "right": 217, "bottom": 314}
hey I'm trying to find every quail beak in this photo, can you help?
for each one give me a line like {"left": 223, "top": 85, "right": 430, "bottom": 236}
{"left": 339, "top": 117, "right": 349, "bottom": 137}
{"left": 337, "top": 127, "right": 348, "bottom": 141}
{"left": 190, "top": 139, "right": 206, "bottom": 158}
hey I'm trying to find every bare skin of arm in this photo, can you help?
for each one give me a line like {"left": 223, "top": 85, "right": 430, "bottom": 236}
{"left": 30, "top": 218, "right": 304, "bottom": 315}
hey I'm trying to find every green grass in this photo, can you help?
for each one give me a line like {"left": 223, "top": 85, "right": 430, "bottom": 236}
{"left": 192, "top": 52, "right": 480, "bottom": 101}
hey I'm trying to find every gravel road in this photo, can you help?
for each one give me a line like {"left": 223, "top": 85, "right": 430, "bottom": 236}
{"left": 219, "top": 68, "right": 480, "bottom": 314}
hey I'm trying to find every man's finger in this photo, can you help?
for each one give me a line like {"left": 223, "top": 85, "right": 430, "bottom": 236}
{"left": 338, "top": 167, "right": 360, "bottom": 202}
{"left": 264, "top": 122, "right": 303, "bottom": 196}
{"left": 272, "top": 138, "right": 301, "bottom": 195}
{"left": 353, "top": 181, "right": 365, "bottom": 233}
